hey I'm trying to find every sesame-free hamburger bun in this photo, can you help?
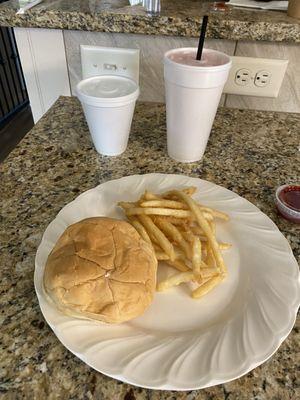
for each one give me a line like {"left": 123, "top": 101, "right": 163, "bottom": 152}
{"left": 43, "top": 217, "right": 157, "bottom": 324}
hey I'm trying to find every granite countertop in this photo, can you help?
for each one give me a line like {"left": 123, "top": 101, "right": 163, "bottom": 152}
{"left": 0, "top": 97, "right": 299, "bottom": 399}
{"left": 0, "top": 0, "right": 300, "bottom": 43}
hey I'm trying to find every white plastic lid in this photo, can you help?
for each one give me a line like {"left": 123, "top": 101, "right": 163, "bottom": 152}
{"left": 76, "top": 75, "right": 139, "bottom": 106}
{"left": 164, "top": 48, "right": 232, "bottom": 89}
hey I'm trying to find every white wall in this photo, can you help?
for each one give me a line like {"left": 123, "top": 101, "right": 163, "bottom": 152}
{"left": 14, "top": 28, "right": 71, "bottom": 123}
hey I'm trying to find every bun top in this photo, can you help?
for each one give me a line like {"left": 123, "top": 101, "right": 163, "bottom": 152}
{"left": 44, "top": 217, "right": 157, "bottom": 324}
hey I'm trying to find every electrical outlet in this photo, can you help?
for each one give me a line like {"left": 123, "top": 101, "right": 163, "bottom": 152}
{"left": 80, "top": 45, "right": 140, "bottom": 83}
{"left": 254, "top": 70, "right": 271, "bottom": 87}
{"left": 235, "top": 68, "right": 251, "bottom": 86}
{"left": 223, "top": 56, "right": 288, "bottom": 97}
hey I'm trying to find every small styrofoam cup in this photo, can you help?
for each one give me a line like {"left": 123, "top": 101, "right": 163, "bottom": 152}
{"left": 76, "top": 75, "right": 139, "bottom": 156}
{"left": 164, "top": 48, "right": 232, "bottom": 163}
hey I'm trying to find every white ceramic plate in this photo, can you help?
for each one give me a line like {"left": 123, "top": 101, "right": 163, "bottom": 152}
{"left": 35, "top": 174, "right": 300, "bottom": 390}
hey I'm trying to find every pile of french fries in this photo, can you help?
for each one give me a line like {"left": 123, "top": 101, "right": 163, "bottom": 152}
{"left": 118, "top": 187, "right": 231, "bottom": 299}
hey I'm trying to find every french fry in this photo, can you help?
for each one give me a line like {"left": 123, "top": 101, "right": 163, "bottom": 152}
{"left": 190, "top": 225, "right": 205, "bottom": 235}
{"left": 201, "top": 242, "right": 208, "bottom": 261}
{"left": 170, "top": 190, "right": 227, "bottom": 277}
{"left": 192, "top": 275, "right": 223, "bottom": 299}
{"left": 126, "top": 207, "right": 192, "bottom": 218}
{"left": 140, "top": 200, "right": 186, "bottom": 209}
{"left": 165, "top": 259, "right": 190, "bottom": 272}
{"left": 148, "top": 232, "right": 159, "bottom": 245}
{"left": 209, "top": 220, "right": 216, "bottom": 236}
{"left": 157, "top": 271, "right": 194, "bottom": 291}
{"left": 129, "top": 219, "right": 152, "bottom": 245}
{"left": 194, "top": 235, "right": 232, "bottom": 250}
{"left": 163, "top": 186, "right": 197, "bottom": 198}
{"left": 138, "top": 214, "right": 175, "bottom": 261}
{"left": 153, "top": 246, "right": 191, "bottom": 263}
{"left": 192, "top": 237, "right": 202, "bottom": 278}
{"left": 200, "top": 266, "right": 220, "bottom": 279}
{"left": 199, "top": 206, "right": 229, "bottom": 221}
{"left": 219, "top": 242, "right": 232, "bottom": 250}
{"left": 127, "top": 206, "right": 212, "bottom": 221}
{"left": 155, "top": 250, "right": 170, "bottom": 261}
{"left": 181, "top": 230, "right": 195, "bottom": 243}
{"left": 118, "top": 201, "right": 137, "bottom": 209}
{"left": 148, "top": 189, "right": 202, "bottom": 203}
{"left": 141, "top": 190, "right": 160, "bottom": 201}
{"left": 152, "top": 216, "right": 191, "bottom": 226}
{"left": 155, "top": 217, "right": 192, "bottom": 259}
{"left": 181, "top": 187, "right": 197, "bottom": 196}
{"left": 174, "top": 248, "right": 187, "bottom": 261}
{"left": 202, "top": 212, "right": 214, "bottom": 221}
{"left": 206, "top": 245, "right": 217, "bottom": 270}
{"left": 141, "top": 200, "right": 228, "bottom": 222}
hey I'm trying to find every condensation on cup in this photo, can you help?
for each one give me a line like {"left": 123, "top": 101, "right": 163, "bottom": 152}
{"left": 164, "top": 48, "right": 232, "bottom": 163}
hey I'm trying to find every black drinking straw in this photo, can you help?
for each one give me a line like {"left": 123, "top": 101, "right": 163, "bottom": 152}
{"left": 196, "top": 15, "right": 208, "bottom": 61}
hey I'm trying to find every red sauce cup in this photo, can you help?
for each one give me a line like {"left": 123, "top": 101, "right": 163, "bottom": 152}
{"left": 275, "top": 184, "right": 300, "bottom": 224}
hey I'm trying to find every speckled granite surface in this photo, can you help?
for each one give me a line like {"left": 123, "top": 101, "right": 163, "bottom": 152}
{"left": 0, "top": 97, "right": 299, "bottom": 399}
{"left": 0, "top": 0, "right": 299, "bottom": 43}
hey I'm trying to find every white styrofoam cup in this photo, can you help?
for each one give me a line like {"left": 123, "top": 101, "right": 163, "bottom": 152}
{"left": 76, "top": 75, "right": 139, "bottom": 156}
{"left": 164, "top": 48, "right": 232, "bottom": 163}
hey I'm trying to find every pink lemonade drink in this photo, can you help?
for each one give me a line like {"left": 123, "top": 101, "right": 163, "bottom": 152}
{"left": 164, "top": 48, "right": 231, "bottom": 163}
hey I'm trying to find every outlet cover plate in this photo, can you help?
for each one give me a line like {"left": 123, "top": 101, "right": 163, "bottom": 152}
{"left": 80, "top": 45, "right": 140, "bottom": 83}
{"left": 223, "top": 56, "right": 288, "bottom": 98}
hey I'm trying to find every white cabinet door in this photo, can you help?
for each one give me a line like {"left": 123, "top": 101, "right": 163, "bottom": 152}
{"left": 14, "top": 28, "right": 71, "bottom": 123}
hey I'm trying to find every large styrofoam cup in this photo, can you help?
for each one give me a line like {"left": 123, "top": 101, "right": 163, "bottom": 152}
{"left": 76, "top": 75, "right": 139, "bottom": 156}
{"left": 164, "top": 48, "right": 232, "bottom": 162}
